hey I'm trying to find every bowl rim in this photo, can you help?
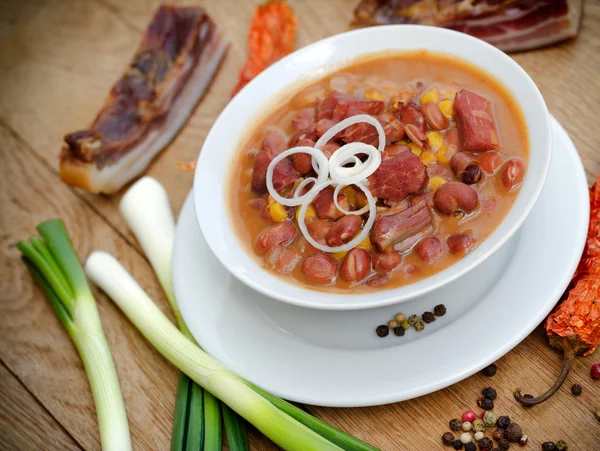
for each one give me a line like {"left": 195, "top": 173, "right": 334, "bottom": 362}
{"left": 193, "top": 25, "right": 552, "bottom": 310}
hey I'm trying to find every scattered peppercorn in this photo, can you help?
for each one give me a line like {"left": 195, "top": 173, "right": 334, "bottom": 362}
{"left": 450, "top": 419, "right": 463, "bottom": 431}
{"left": 555, "top": 440, "right": 568, "bottom": 450}
{"left": 591, "top": 363, "right": 600, "bottom": 379}
{"left": 542, "top": 442, "right": 557, "bottom": 451}
{"left": 400, "top": 320, "right": 410, "bottom": 330}
{"left": 376, "top": 325, "right": 389, "bottom": 337}
{"left": 453, "top": 440, "right": 464, "bottom": 450}
{"left": 478, "top": 437, "right": 493, "bottom": 450}
{"left": 492, "top": 428, "right": 505, "bottom": 441}
{"left": 408, "top": 314, "right": 419, "bottom": 325}
{"left": 483, "top": 411, "right": 498, "bottom": 427}
{"left": 462, "top": 421, "right": 473, "bottom": 432}
{"left": 474, "top": 431, "right": 485, "bottom": 441}
{"left": 462, "top": 164, "right": 482, "bottom": 185}
{"left": 465, "top": 442, "right": 477, "bottom": 451}
{"left": 477, "top": 397, "right": 494, "bottom": 411}
{"left": 443, "top": 432, "right": 455, "bottom": 446}
{"left": 518, "top": 434, "right": 528, "bottom": 447}
{"left": 472, "top": 419, "right": 485, "bottom": 433}
{"left": 496, "top": 438, "right": 509, "bottom": 450}
{"left": 393, "top": 326, "right": 405, "bottom": 337}
{"left": 434, "top": 304, "right": 447, "bottom": 316}
{"left": 414, "top": 320, "right": 425, "bottom": 331}
{"left": 422, "top": 311, "right": 436, "bottom": 323}
{"left": 505, "top": 423, "right": 522, "bottom": 443}
{"left": 481, "top": 363, "right": 497, "bottom": 377}
{"left": 482, "top": 387, "right": 497, "bottom": 400}
{"left": 570, "top": 383, "right": 582, "bottom": 396}
{"left": 497, "top": 416, "right": 511, "bottom": 429}
{"left": 394, "top": 312, "right": 406, "bottom": 323}
{"left": 462, "top": 410, "right": 477, "bottom": 423}
{"left": 460, "top": 432, "right": 472, "bottom": 444}
{"left": 387, "top": 320, "right": 399, "bottom": 329}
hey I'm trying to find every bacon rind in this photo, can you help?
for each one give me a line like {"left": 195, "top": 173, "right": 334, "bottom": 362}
{"left": 60, "top": 6, "right": 229, "bottom": 194}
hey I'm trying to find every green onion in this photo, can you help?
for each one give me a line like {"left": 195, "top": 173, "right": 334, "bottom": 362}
{"left": 120, "top": 177, "right": 245, "bottom": 450}
{"left": 18, "top": 220, "right": 131, "bottom": 451}
{"left": 85, "top": 251, "right": 345, "bottom": 451}
{"left": 222, "top": 404, "right": 250, "bottom": 451}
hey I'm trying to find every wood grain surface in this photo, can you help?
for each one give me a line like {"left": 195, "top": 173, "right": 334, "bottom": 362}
{"left": 1, "top": 0, "right": 599, "bottom": 450}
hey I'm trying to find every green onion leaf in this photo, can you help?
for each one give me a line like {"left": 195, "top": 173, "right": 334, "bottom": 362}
{"left": 185, "top": 381, "right": 205, "bottom": 451}
{"left": 202, "top": 391, "right": 221, "bottom": 451}
{"left": 171, "top": 373, "right": 193, "bottom": 451}
{"left": 222, "top": 403, "right": 249, "bottom": 451}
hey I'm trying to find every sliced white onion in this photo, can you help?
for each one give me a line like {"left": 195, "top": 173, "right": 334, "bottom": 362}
{"left": 333, "top": 184, "right": 370, "bottom": 216}
{"left": 296, "top": 181, "right": 377, "bottom": 253}
{"left": 328, "top": 141, "right": 382, "bottom": 186}
{"left": 266, "top": 146, "right": 329, "bottom": 206}
{"left": 294, "top": 177, "right": 317, "bottom": 198}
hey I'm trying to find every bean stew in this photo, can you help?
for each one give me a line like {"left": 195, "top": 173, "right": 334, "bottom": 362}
{"left": 228, "top": 51, "right": 528, "bottom": 293}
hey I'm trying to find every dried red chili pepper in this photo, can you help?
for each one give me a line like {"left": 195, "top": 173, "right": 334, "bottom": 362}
{"left": 232, "top": 0, "right": 297, "bottom": 96}
{"left": 514, "top": 174, "right": 600, "bottom": 406}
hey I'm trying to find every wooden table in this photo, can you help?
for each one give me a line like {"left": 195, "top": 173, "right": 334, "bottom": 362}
{"left": 1, "top": 1, "right": 599, "bottom": 449}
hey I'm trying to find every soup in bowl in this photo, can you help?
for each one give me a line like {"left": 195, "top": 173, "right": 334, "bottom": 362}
{"left": 194, "top": 26, "right": 551, "bottom": 310}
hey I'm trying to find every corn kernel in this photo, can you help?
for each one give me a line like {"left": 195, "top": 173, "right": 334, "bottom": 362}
{"left": 428, "top": 176, "right": 447, "bottom": 191}
{"left": 295, "top": 204, "right": 316, "bottom": 222}
{"left": 439, "top": 99, "right": 454, "bottom": 117}
{"left": 420, "top": 151, "right": 436, "bottom": 165}
{"left": 355, "top": 235, "right": 372, "bottom": 251}
{"left": 408, "top": 143, "right": 422, "bottom": 156}
{"left": 437, "top": 145, "right": 456, "bottom": 164}
{"left": 342, "top": 186, "right": 357, "bottom": 206}
{"left": 420, "top": 89, "right": 439, "bottom": 105}
{"left": 332, "top": 251, "right": 348, "bottom": 259}
{"left": 364, "top": 88, "right": 386, "bottom": 101}
{"left": 427, "top": 131, "right": 444, "bottom": 151}
{"left": 269, "top": 202, "right": 288, "bottom": 222}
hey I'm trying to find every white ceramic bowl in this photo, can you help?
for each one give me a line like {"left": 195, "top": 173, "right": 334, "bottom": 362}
{"left": 193, "top": 25, "right": 551, "bottom": 310}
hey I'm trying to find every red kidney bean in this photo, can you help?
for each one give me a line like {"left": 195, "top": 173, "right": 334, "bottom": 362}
{"left": 501, "top": 158, "right": 525, "bottom": 190}
{"left": 366, "top": 273, "right": 388, "bottom": 287}
{"left": 433, "top": 182, "right": 478, "bottom": 215}
{"left": 249, "top": 198, "right": 272, "bottom": 222}
{"left": 404, "top": 123, "right": 428, "bottom": 149}
{"left": 265, "top": 247, "right": 301, "bottom": 274}
{"left": 383, "top": 144, "right": 410, "bottom": 159}
{"left": 306, "top": 218, "right": 334, "bottom": 244}
{"left": 372, "top": 250, "right": 402, "bottom": 271}
{"left": 262, "top": 131, "right": 287, "bottom": 154}
{"left": 416, "top": 237, "right": 443, "bottom": 263}
{"left": 447, "top": 233, "right": 476, "bottom": 256}
{"left": 479, "top": 151, "right": 502, "bottom": 174}
{"left": 340, "top": 249, "right": 371, "bottom": 282}
{"left": 302, "top": 253, "right": 338, "bottom": 284}
{"left": 292, "top": 138, "right": 315, "bottom": 174}
{"left": 255, "top": 222, "right": 296, "bottom": 255}
{"left": 450, "top": 152, "right": 477, "bottom": 178}
{"left": 443, "top": 127, "right": 460, "bottom": 149}
{"left": 422, "top": 102, "right": 449, "bottom": 130}
{"left": 326, "top": 215, "right": 362, "bottom": 247}
{"left": 321, "top": 141, "right": 341, "bottom": 158}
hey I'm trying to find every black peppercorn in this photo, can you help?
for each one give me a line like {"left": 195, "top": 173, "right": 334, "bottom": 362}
{"left": 542, "top": 442, "right": 557, "bottom": 451}
{"left": 497, "top": 416, "right": 510, "bottom": 429}
{"left": 481, "top": 363, "right": 497, "bottom": 376}
{"left": 434, "top": 304, "right": 447, "bottom": 316}
{"left": 482, "top": 387, "right": 497, "bottom": 400}
{"left": 478, "top": 437, "right": 493, "bottom": 450}
{"left": 450, "top": 419, "right": 463, "bottom": 431}
{"left": 376, "top": 325, "right": 389, "bottom": 337}
{"left": 422, "top": 311, "right": 436, "bottom": 323}
{"left": 453, "top": 439, "right": 464, "bottom": 450}
{"left": 462, "top": 164, "right": 482, "bottom": 185}
{"left": 571, "top": 384, "right": 582, "bottom": 396}
{"left": 496, "top": 438, "right": 509, "bottom": 450}
{"left": 492, "top": 428, "right": 505, "bottom": 441}
{"left": 477, "top": 397, "right": 494, "bottom": 410}
{"left": 393, "top": 326, "right": 405, "bottom": 337}
{"left": 442, "top": 432, "right": 455, "bottom": 446}
{"left": 505, "top": 423, "right": 522, "bottom": 443}
{"left": 465, "top": 443, "right": 477, "bottom": 451}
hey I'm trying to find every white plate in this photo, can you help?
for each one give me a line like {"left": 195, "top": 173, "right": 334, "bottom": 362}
{"left": 174, "top": 116, "right": 588, "bottom": 407}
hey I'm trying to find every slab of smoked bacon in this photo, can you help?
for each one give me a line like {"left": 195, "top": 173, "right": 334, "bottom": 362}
{"left": 352, "top": 0, "right": 583, "bottom": 52}
{"left": 60, "top": 5, "right": 229, "bottom": 194}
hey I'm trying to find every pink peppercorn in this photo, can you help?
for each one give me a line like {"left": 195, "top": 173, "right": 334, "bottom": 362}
{"left": 462, "top": 410, "right": 477, "bottom": 423}
{"left": 591, "top": 364, "right": 600, "bottom": 379}
{"left": 479, "top": 411, "right": 486, "bottom": 420}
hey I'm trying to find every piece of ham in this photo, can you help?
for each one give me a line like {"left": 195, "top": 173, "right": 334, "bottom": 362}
{"left": 371, "top": 199, "right": 433, "bottom": 251}
{"left": 59, "top": 6, "right": 229, "bottom": 194}
{"left": 368, "top": 150, "right": 429, "bottom": 201}
{"left": 318, "top": 90, "right": 384, "bottom": 121}
{"left": 454, "top": 90, "right": 500, "bottom": 152}
{"left": 352, "top": 0, "right": 583, "bottom": 53}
